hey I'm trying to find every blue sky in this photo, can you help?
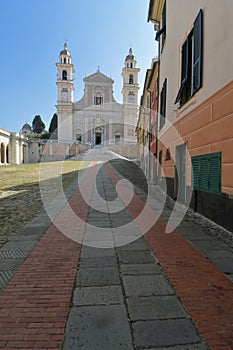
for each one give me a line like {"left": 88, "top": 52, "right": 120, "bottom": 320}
{"left": 0, "top": 0, "right": 157, "bottom": 132}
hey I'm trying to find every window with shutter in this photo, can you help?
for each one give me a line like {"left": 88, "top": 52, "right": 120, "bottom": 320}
{"left": 156, "top": 1, "right": 166, "bottom": 49}
{"left": 193, "top": 10, "right": 203, "bottom": 93}
{"left": 209, "top": 154, "right": 221, "bottom": 193}
{"left": 175, "top": 39, "right": 188, "bottom": 104}
{"left": 192, "top": 152, "right": 221, "bottom": 194}
{"left": 160, "top": 79, "right": 167, "bottom": 130}
{"left": 192, "top": 158, "right": 199, "bottom": 188}
{"left": 161, "top": 0, "right": 166, "bottom": 49}
{"left": 200, "top": 157, "right": 209, "bottom": 191}
{"left": 175, "top": 9, "right": 203, "bottom": 106}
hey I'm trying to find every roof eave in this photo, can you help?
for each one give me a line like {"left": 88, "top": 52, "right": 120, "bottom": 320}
{"left": 147, "top": 0, "right": 164, "bottom": 23}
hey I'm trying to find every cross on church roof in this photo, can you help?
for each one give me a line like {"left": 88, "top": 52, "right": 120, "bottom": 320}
{"left": 97, "top": 66, "right": 100, "bottom": 72}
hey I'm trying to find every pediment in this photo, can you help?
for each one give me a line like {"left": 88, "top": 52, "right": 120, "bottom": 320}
{"left": 83, "top": 72, "right": 114, "bottom": 84}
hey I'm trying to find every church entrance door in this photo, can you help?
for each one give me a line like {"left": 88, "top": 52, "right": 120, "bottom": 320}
{"left": 95, "top": 132, "right": 102, "bottom": 145}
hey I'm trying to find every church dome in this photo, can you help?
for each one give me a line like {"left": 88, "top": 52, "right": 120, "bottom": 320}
{"left": 22, "top": 123, "right": 31, "bottom": 130}
{"left": 125, "top": 48, "right": 135, "bottom": 61}
{"left": 21, "top": 123, "right": 32, "bottom": 134}
{"left": 60, "top": 43, "right": 71, "bottom": 57}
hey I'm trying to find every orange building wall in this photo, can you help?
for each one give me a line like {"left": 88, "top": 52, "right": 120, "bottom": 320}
{"left": 160, "top": 80, "right": 233, "bottom": 195}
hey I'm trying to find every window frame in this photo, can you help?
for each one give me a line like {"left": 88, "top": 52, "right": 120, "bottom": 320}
{"left": 160, "top": 79, "right": 167, "bottom": 130}
{"left": 76, "top": 133, "right": 82, "bottom": 142}
{"left": 62, "top": 70, "right": 68, "bottom": 81}
{"left": 161, "top": 0, "right": 166, "bottom": 49}
{"left": 155, "top": 0, "right": 166, "bottom": 50}
{"left": 129, "top": 74, "right": 134, "bottom": 84}
{"left": 192, "top": 152, "right": 222, "bottom": 194}
{"left": 94, "top": 96, "right": 103, "bottom": 105}
{"left": 158, "top": 150, "right": 163, "bottom": 178}
{"left": 114, "top": 134, "right": 121, "bottom": 144}
{"left": 175, "top": 9, "right": 203, "bottom": 106}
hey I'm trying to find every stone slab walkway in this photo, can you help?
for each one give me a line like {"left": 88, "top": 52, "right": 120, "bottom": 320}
{"left": 0, "top": 152, "right": 232, "bottom": 349}
{"left": 105, "top": 163, "right": 233, "bottom": 349}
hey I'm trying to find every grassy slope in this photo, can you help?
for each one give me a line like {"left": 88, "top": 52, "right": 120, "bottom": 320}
{"left": 0, "top": 160, "right": 90, "bottom": 247}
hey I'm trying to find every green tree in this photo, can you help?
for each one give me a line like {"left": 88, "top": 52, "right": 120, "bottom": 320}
{"left": 48, "top": 113, "right": 58, "bottom": 139}
{"left": 32, "top": 115, "right": 45, "bottom": 134}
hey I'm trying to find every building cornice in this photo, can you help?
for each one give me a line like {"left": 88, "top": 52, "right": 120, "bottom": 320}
{"left": 147, "top": 0, "right": 165, "bottom": 23}
{"left": 147, "top": 59, "right": 159, "bottom": 92}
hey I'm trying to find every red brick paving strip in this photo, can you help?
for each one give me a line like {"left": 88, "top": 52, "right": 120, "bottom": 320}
{"left": 0, "top": 164, "right": 96, "bottom": 349}
{"left": 106, "top": 164, "right": 233, "bottom": 350}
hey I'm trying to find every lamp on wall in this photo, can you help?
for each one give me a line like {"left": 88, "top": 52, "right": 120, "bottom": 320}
{"left": 154, "top": 23, "right": 160, "bottom": 32}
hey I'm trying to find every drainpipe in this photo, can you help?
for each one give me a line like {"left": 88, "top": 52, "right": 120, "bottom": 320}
{"left": 153, "top": 20, "right": 161, "bottom": 185}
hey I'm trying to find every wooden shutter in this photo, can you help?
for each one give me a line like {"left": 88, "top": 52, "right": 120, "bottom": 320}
{"left": 200, "top": 157, "right": 209, "bottom": 191}
{"left": 161, "top": 0, "right": 166, "bottom": 48}
{"left": 160, "top": 79, "right": 167, "bottom": 129}
{"left": 192, "top": 9, "right": 203, "bottom": 93}
{"left": 209, "top": 153, "right": 221, "bottom": 193}
{"left": 192, "top": 158, "right": 199, "bottom": 189}
{"left": 192, "top": 152, "right": 221, "bottom": 194}
{"left": 175, "top": 39, "right": 188, "bottom": 104}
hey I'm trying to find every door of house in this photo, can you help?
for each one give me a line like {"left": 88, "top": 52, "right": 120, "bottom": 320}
{"left": 95, "top": 132, "right": 102, "bottom": 145}
{"left": 175, "top": 143, "right": 186, "bottom": 203}
{"left": 158, "top": 151, "right": 162, "bottom": 179}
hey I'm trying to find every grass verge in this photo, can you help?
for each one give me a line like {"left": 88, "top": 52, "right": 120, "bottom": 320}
{"left": 0, "top": 160, "right": 91, "bottom": 247}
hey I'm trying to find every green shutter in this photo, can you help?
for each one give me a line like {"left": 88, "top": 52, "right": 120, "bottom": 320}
{"left": 193, "top": 9, "right": 203, "bottom": 93}
{"left": 200, "top": 157, "right": 209, "bottom": 191}
{"left": 192, "top": 152, "right": 221, "bottom": 194}
{"left": 209, "top": 153, "right": 221, "bottom": 193}
{"left": 192, "top": 158, "right": 200, "bottom": 189}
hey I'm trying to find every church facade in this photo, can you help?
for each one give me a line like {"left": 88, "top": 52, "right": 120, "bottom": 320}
{"left": 56, "top": 44, "right": 140, "bottom": 146}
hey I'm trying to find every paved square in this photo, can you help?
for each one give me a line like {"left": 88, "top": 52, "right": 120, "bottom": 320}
{"left": 63, "top": 305, "right": 134, "bottom": 350}
{"left": 123, "top": 275, "right": 174, "bottom": 296}
{"left": 118, "top": 250, "right": 155, "bottom": 264}
{"left": 133, "top": 319, "right": 201, "bottom": 347}
{"left": 127, "top": 296, "right": 187, "bottom": 320}
{"left": 120, "top": 263, "right": 161, "bottom": 275}
{"left": 73, "top": 286, "right": 124, "bottom": 306}
{"left": 79, "top": 256, "right": 118, "bottom": 268}
{"left": 76, "top": 267, "right": 120, "bottom": 287}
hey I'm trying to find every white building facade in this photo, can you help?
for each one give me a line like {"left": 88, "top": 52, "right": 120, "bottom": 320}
{"left": 56, "top": 44, "right": 140, "bottom": 146}
{"left": 0, "top": 128, "right": 29, "bottom": 165}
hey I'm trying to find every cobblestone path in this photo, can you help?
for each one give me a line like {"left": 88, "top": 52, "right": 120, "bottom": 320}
{"left": 0, "top": 151, "right": 232, "bottom": 349}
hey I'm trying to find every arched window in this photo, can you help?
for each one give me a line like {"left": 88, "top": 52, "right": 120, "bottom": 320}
{"left": 129, "top": 74, "right": 134, "bottom": 84}
{"left": 62, "top": 70, "right": 67, "bottom": 80}
{"left": 130, "top": 62, "right": 133, "bottom": 68}
{"left": 166, "top": 148, "right": 171, "bottom": 160}
{"left": 0, "top": 143, "right": 5, "bottom": 163}
{"left": 64, "top": 58, "right": 66, "bottom": 64}
{"left": 94, "top": 94, "right": 103, "bottom": 105}
{"left": 6, "top": 144, "right": 9, "bottom": 164}
{"left": 94, "top": 87, "right": 103, "bottom": 105}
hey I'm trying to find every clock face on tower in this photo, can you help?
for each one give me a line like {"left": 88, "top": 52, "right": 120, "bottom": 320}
{"left": 61, "top": 89, "right": 68, "bottom": 100}
{"left": 128, "top": 96, "right": 135, "bottom": 104}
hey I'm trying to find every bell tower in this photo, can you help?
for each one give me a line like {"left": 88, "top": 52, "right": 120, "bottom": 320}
{"left": 121, "top": 48, "right": 140, "bottom": 141}
{"left": 121, "top": 48, "right": 140, "bottom": 106}
{"left": 56, "top": 43, "right": 75, "bottom": 142}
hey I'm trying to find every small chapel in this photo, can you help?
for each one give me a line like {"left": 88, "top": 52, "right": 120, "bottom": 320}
{"left": 56, "top": 44, "right": 140, "bottom": 146}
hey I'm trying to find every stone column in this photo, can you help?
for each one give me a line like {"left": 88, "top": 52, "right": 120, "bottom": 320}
{"left": 109, "top": 118, "right": 112, "bottom": 144}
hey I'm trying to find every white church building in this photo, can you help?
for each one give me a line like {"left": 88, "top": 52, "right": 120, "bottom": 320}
{"left": 56, "top": 44, "right": 140, "bottom": 147}
{"left": 0, "top": 45, "right": 141, "bottom": 165}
